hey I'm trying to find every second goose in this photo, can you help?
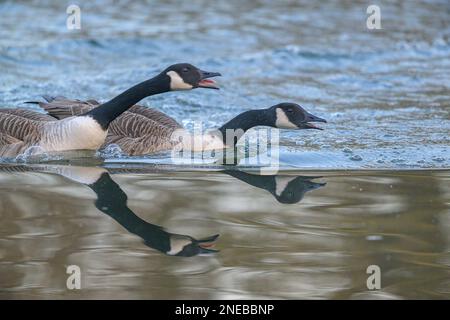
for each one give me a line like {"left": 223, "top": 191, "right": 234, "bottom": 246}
{"left": 38, "top": 101, "right": 326, "bottom": 155}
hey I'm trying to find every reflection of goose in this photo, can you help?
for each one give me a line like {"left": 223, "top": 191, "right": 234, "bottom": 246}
{"left": 1, "top": 165, "right": 219, "bottom": 257}
{"left": 223, "top": 170, "right": 326, "bottom": 204}
{"left": 86, "top": 169, "right": 219, "bottom": 256}
{"left": 0, "top": 63, "right": 220, "bottom": 157}
{"left": 62, "top": 165, "right": 326, "bottom": 204}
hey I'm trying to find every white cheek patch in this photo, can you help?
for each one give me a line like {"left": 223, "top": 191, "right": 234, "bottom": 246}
{"left": 167, "top": 235, "right": 192, "bottom": 255}
{"left": 166, "top": 70, "right": 194, "bottom": 90}
{"left": 275, "top": 108, "right": 298, "bottom": 129}
{"left": 275, "top": 176, "right": 297, "bottom": 196}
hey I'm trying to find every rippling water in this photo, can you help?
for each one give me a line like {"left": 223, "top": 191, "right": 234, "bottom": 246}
{"left": 1, "top": 0, "right": 449, "bottom": 168}
{"left": 0, "top": 0, "right": 449, "bottom": 299}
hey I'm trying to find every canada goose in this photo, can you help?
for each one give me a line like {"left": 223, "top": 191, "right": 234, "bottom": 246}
{"left": 0, "top": 63, "right": 221, "bottom": 158}
{"left": 32, "top": 101, "right": 326, "bottom": 155}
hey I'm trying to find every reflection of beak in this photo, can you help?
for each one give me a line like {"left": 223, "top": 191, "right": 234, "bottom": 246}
{"left": 304, "top": 112, "right": 327, "bottom": 130}
{"left": 196, "top": 234, "right": 220, "bottom": 253}
{"left": 308, "top": 181, "right": 327, "bottom": 190}
{"left": 298, "top": 176, "right": 327, "bottom": 191}
{"left": 198, "top": 70, "right": 221, "bottom": 89}
{"left": 199, "top": 246, "right": 219, "bottom": 254}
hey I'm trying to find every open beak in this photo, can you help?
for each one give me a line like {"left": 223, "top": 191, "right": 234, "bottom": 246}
{"left": 304, "top": 112, "right": 327, "bottom": 130}
{"left": 196, "top": 234, "right": 220, "bottom": 253}
{"left": 198, "top": 70, "right": 221, "bottom": 89}
{"left": 308, "top": 181, "right": 327, "bottom": 190}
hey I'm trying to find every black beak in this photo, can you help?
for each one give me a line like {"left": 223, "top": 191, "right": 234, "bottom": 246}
{"left": 198, "top": 70, "right": 221, "bottom": 89}
{"left": 309, "top": 181, "right": 327, "bottom": 190}
{"left": 200, "top": 70, "right": 222, "bottom": 79}
{"left": 304, "top": 112, "right": 327, "bottom": 130}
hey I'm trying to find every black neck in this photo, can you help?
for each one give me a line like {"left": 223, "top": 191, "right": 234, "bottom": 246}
{"left": 84, "top": 73, "right": 170, "bottom": 130}
{"left": 88, "top": 172, "right": 172, "bottom": 253}
{"left": 223, "top": 170, "right": 276, "bottom": 193}
{"left": 217, "top": 109, "right": 273, "bottom": 146}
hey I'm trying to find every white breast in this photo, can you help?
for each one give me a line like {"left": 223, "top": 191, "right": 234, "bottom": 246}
{"left": 39, "top": 116, "right": 107, "bottom": 152}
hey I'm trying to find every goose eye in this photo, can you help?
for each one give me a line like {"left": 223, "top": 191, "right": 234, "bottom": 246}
{"left": 286, "top": 108, "right": 293, "bottom": 114}
{"left": 182, "top": 67, "right": 189, "bottom": 73}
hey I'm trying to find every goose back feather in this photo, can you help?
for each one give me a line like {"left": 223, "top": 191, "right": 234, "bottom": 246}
{"left": 41, "top": 96, "right": 182, "bottom": 133}
{"left": 0, "top": 112, "right": 43, "bottom": 142}
{"left": 0, "top": 63, "right": 223, "bottom": 157}
{"left": 0, "top": 108, "right": 55, "bottom": 121}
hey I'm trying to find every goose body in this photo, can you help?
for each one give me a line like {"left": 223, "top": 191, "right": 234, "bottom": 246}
{"left": 0, "top": 63, "right": 220, "bottom": 158}
{"left": 22, "top": 100, "right": 326, "bottom": 156}
{"left": 0, "top": 112, "right": 105, "bottom": 157}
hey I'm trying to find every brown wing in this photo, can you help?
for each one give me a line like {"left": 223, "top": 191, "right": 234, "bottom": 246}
{"left": 105, "top": 132, "right": 175, "bottom": 155}
{"left": 126, "top": 105, "right": 182, "bottom": 130}
{"left": 0, "top": 133, "right": 21, "bottom": 145}
{"left": 0, "top": 108, "right": 56, "bottom": 157}
{"left": 0, "top": 108, "right": 55, "bottom": 121}
{"left": 41, "top": 96, "right": 182, "bottom": 130}
{"left": 0, "top": 112, "right": 44, "bottom": 157}
{"left": 102, "top": 110, "right": 182, "bottom": 155}
{"left": 38, "top": 96, "right": 99, "bottom": 119}
{"left": 104, "top": 116, "right": 177, "bottom": 155}
{"left": 41, "top": 95, "right": 181, "bottom": 126}
{"left": 108, "top": 110, "right": 180, "bottom": 137}
{"left": 0, "top": 111, "right": 43, "bottom": 142}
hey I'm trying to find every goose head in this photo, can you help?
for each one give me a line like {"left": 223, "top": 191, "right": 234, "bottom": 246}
{"left": 163, "top": 63, "right": 221, "bottom": 91}
{"left": 166, "top": 234, "right": 220, "bottom": 257}
{"left": 268, "top": 102, "right": 327, "bottom": 130}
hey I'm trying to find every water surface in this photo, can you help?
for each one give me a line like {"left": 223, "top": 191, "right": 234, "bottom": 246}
{"left": 0, "top": 164, "right": 449, "bottom": 299}
{"left": 0, "top": 0, "right": 449, "bottom": 168}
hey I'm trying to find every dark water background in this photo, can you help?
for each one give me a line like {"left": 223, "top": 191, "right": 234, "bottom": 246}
{"left": 0, "top": 0, "right": 449, "bottom": 299}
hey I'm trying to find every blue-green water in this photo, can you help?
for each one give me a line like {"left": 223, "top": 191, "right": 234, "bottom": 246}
{"left": 0, "top": 0, "right": 449, "bottom": 168}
